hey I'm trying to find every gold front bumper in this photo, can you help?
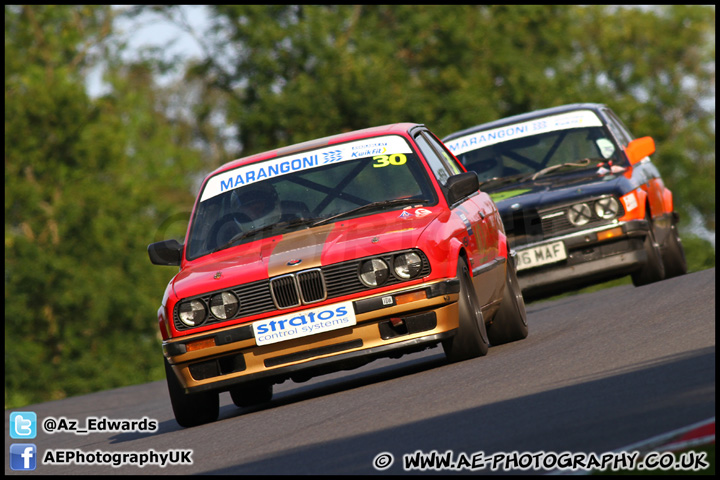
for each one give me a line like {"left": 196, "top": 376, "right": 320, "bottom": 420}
{"left": 164, "top": 281, "right": 460, "bottom": 393}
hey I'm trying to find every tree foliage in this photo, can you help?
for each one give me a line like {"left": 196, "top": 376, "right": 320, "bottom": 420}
{"left": 182, "top": 5, "right": 714, "bottom": 231}
{"left": 5, "top": 5, "right": 714, "bottom": 407}
{"left": 5, "top": 5, "right": 202, "bottom": 407}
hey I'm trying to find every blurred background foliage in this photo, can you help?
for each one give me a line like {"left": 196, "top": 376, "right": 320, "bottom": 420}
{"left": 5, "top": 5, "right": 715, "bottom": 408}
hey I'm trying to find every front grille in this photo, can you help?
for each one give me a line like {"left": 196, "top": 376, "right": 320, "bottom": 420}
{"left": 501, "top": 209, "right": 543, "bottom": 248}
{"left": 270, "top": 269, "right": 326, "bottom": 309}
{"left": 297, "top": 269, "right": 326, "bottom": 303}
{"left": 540, "top": 210, "right": 574, "bottom": 235}
{"left": 232, "top": 280, "right": 276, "bottom": 315}
{"left": 323, "top": 261, "right": 365, "bottom": 298}
{"left": 270, "top": 274, "right": 301, "bottom": 309}
{"left": 173, "top": 249, "right": 431, "bottom": 331}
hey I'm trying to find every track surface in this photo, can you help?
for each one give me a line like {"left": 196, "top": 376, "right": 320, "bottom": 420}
{"left": 5, "top": 268, "right": 715, "bottom": 475}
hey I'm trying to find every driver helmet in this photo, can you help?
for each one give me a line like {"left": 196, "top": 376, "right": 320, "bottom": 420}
{"left": 231, "top": 181, "right": 282, "bottom": 229}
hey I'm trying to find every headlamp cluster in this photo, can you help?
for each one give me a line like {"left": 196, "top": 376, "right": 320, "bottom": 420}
{"left": 177, "top": 291, "right": 240, "bottom": 327}
{"left": 358, "top": 251, "right": 424, "bottom": 287}
{"left": 567, "top": 196, "right": 621, "bottom": 226}
{"left": 176, "top": 250, "right": 428, "bottom": 329}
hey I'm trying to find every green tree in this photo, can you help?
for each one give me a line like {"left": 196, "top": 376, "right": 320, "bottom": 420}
{"left": 563, "top": 5, "right": 715, "bottom": 240}
{"left": 5, "top": 5, "right": 202, "bottom": 407}
{"left": 174, "top": 4, "right": 714, "bottom": 253}
{"left": 175, "top": 6, "right": 572, "bottom": 151}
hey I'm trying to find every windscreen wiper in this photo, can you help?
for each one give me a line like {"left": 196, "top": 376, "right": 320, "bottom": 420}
{"left": 212, "top": 217, "right": 316, "bottom": 253}
{"left": 478, "top": 172, "right": 531, "bottom": 189}
{"left": 528, "top": 158, "right": 592, "bottom": 181}
{"left": 312, "top": 197, "right": 429, "bottom": 227}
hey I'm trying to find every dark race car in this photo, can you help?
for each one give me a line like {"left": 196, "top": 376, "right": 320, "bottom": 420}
{"left": 149, "top": 123, "right": 528, "bottom": 427}
{"left": 443, "top": 103, "right": 687, "bottom": 300}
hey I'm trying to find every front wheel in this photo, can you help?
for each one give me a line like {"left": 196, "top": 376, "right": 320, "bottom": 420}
{"left": 487, "top": 253, "right": 528, "bottom": 346}
{"left": 632, "top": 213, "right": 665, "bottom": 287}
{"left": 442, "top": 258, "right": 489, "bottom": 362}
{"left": 164, "top": 358, "right": 219, "bottom": 428}
{"left": 661, "top": 221, "right": 687, "bottom": 279}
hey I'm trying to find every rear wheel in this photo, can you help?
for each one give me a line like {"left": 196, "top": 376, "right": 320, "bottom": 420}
{"left": 442, "top": 258, "right": 489, "bottom": 362}
{"left": 229, "top": 381, "right": 273, "bottom": 408}
{"left": 631, "top": 212, "right": 665, "bottom": 287}
{"left": 487, "top": 253, "right": 528, "bottom": 346}
{"left": 164, "top": 358, "right": 219, "bottom": 428}
{"left": 661, "top": 220, "right": 687, "bottom": 279}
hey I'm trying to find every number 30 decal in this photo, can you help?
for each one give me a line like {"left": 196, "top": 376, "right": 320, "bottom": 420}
{"left": 373, "top": 153, "right": 407, "bottom": 168}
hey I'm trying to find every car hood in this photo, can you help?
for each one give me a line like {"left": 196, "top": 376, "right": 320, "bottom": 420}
{"left": 485, "top": 168, "right": 635, "bottom": 212}
{"left": 171, "top": 206, "right": 443, "bottom": 300}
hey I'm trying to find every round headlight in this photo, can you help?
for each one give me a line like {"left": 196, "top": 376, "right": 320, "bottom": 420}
{"left": 594, "top": 197, "right": 620, "bottom": 220}
{"left": 210, "top": 291, "right": 239, "bottom": 320}
{"left": 568, "top": 203, "right": 592, "bottom": 226}
{"left": 178, "top": 300, "right": 207, "bottom": 327}
{"left": 393, "top": 252, "right": 423, "bottom": 279}
{"left": 359, "top": 258, "right": 389, "bottom": 287}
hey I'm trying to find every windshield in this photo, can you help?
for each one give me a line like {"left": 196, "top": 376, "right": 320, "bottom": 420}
{"left": 445, "top": 111, "right": 625, "bottom": 185}
{"left": 186, "top": 135, "right": 437, "bottom": 260}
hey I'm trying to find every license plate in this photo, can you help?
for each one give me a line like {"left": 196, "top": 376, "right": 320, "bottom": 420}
{"left": 516, "top": 241, "right": 567, "bottom": 271}
{"left": 253, "top": 301, "right": 356, "bottom": 346}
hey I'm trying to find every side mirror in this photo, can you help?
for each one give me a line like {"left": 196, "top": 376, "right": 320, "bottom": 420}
{"left": 625, "top": 136, "right": 655, "bottom": 165}
{"left": 148, "top": 239, "right": 183, "bottom": 266}
{"left": 446, "top": 171, "right": 479, "bottom": 205}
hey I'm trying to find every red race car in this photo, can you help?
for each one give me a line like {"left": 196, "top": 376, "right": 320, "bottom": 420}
{"left": 149, "top": 123, "right": 528, "bottom": 427}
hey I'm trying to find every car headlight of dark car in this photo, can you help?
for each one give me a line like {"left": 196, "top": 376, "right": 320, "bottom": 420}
{"left": 393, "top": 252, "right": 423, "bottom": 280}
{"left": 567, "top": 203, "right": 592, "bottom": 226}
{"left": 209, "top": 291, "right": 240, "bottom": 320}
{"left": 178, "top": 299, "right": 207, "bottom": 327}
{"left": 594, "top": 196, "right": 620, "bottom": 220}
{"left": 359, "top": 258, "right": 390, "bottom": 287}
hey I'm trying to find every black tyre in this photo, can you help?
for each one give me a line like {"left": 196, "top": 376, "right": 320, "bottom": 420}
{"left": 487, "top": 253, "right": 528, "bottom": 346}
{"left": 661, "top": 221, "right": 687, "bottom": 279}
{"left": 631, "top": 212, "right": 665, "bottom": 287}
{"left": 442, "top": 258, "right": 490, "bottom": 362}
{"left": 229, "top": 381, "right": 273, "bottom": 408}
{"left": 164, "top": 358, "right": 219, "bottom": 428}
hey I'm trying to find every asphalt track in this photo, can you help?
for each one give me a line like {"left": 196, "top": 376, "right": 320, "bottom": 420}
{"left": 5, "top": 268, "right": 715, "bottom": 475}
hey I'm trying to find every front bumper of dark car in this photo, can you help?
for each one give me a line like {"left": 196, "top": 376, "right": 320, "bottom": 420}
{"left": 513, "top": 219, "right": 650, "bottom": 298}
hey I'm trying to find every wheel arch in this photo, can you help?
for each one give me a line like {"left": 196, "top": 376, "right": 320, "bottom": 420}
{"left": 442, "top": 236, "right": 470, "bottom": 278}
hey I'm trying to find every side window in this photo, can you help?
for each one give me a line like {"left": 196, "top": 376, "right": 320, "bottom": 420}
{"left": 425, "top": 132, "right": 465, "bottom": 176}
{"left": 603, "top": 109, "right": 634, "bottom": 146}
{"left": 415, "top": 133, "right": 452, "bottom": 185}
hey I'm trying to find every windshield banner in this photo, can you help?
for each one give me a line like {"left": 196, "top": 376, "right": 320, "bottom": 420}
{"left": 200, "top": 135, "right": 413, "bottom": 202}
{"left": 445, "top": 110, "right": 603, "bottom": 156}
